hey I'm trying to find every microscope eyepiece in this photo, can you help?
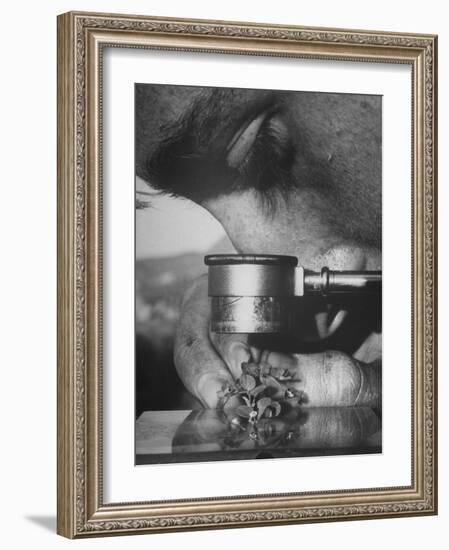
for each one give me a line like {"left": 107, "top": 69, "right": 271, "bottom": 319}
{"left": 205, "top": 254, "right": 298, "bottom": 267}
{"left": 205, "top": 254, "right": 381, "bottom": 333}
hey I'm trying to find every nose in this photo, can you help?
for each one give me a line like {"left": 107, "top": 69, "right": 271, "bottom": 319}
{"left": 300, "top": 244, "right": 372, "bottom": 341}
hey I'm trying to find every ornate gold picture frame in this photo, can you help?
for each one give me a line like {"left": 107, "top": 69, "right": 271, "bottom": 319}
{"left": 57, "top": 11, "right": 437, "bottom": 538}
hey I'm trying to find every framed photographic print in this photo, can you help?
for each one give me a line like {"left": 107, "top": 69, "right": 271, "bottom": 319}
{"left": 57, "top": 11, "right": 438, "bottom": 538}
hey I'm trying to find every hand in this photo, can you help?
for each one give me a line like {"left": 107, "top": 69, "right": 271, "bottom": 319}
{"left": 174, "top": 275, "right": 381, "bottom": 409}
{"left": 174, "top": 274, "right": 250, "bottom": 408}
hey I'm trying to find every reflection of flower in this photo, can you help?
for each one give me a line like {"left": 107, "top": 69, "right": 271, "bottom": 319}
{"left": 217, "top": 361, "right": 307, "bottom": 448}
{"left": 216, "top": 408, "right": 305, "bottom": 451}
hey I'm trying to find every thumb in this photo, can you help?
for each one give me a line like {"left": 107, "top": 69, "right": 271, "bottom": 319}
{"left": 210, "top": 332, "right": 252, "bottom": 380}
{"left": 261, "top": 350, "right": 381, "bottom": 408}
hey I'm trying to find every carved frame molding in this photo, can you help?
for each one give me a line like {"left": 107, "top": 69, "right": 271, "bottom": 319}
{"left": 57, "top": 11, "right": 437, "bottom": 538}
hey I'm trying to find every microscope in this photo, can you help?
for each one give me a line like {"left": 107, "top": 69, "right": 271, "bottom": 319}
{"left": 205, "top": 254, "right": 381, "bottom": 334}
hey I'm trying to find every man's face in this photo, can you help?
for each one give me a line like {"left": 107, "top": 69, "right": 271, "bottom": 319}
{"left": 136, "top": 85, "right": 382, "bottom": 356}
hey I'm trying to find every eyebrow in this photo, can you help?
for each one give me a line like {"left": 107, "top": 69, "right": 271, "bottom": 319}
{"left": 139, "top": 90, "right": 296, "bottom": 210}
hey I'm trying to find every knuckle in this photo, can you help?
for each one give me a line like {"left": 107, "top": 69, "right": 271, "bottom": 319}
{"left": 174, "top": 328, "right": 200, "bottom": 368}
{"left": 323, "top": 351, "right": 362, "bottom": 403}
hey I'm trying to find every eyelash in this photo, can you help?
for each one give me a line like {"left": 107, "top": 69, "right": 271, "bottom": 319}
{"left": 236, "top": 113, "right": 294, "bottom": 177}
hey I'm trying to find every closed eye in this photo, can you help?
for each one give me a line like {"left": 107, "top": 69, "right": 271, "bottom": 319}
{"left": 226, "top": 108, "right": 295, "bottom": 203}
{"left": 143, "top": 100, "right": 295, "bottom": 207}
{"left": 226, "top": 110, "right": 272, "bottom": 168}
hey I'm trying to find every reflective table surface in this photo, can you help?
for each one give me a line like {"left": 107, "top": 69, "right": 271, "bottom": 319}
{"left": 136, "top": 406, "right": 381, "bottom": 465}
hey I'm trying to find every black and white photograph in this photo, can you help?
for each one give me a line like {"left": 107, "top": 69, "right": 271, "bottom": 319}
{"left": 134, "top": 83, "right": 382, "bottom": 465}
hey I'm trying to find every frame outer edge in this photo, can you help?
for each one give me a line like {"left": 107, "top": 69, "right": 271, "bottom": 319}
{"left": 431, "top": 35, "right": 439, "bottom": 515}
{"left": 56, "top": 10, "right": 438, "bottom": 537}
{"left": 57, "top": 12, "right": 76, "bottom": 539}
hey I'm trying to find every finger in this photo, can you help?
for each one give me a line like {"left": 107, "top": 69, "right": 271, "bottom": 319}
{"left": 174, "top": 275, "right": 234, "bottom": 408}
{"left": 259, "top": 349, "right": 298, "bottom": 371}
{"left": 209, "top": 332, "right": 251, "bottom": 380}
{"left": 262, "top": 350, "right": 381, "bottom": 407}
{"left": 250, "top": 346, "right": 262, "bottom": 363}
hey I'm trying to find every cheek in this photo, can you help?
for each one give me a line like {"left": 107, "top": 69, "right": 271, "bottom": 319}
{"left": 202, "top": 190, "right": 333, "bottom": 261}
{"left": 202, "top": 190, "right": 381, "bottom": 272}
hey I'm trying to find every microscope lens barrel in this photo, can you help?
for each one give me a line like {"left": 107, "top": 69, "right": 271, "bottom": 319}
{"left": 304, "top": 267, "right": 382, "bottom": 296}
{"left": 204, "top": 255, "right": 382, "bottom": 333}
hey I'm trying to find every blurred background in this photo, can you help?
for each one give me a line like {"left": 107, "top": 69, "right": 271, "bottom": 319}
{"left": 135, "top": 176, "right": 232, "bottom": 415}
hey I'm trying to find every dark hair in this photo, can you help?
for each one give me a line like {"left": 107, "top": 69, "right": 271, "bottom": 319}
{"left": 136, "top": 85, "right": 382, "bottom": 247}
{"left": 139, "top": 92, "right": 295, "bottom": 212}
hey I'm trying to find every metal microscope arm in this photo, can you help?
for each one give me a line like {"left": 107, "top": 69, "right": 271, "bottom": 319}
{"left": 205, "top": 254, "right": 381, "bottom": 333}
